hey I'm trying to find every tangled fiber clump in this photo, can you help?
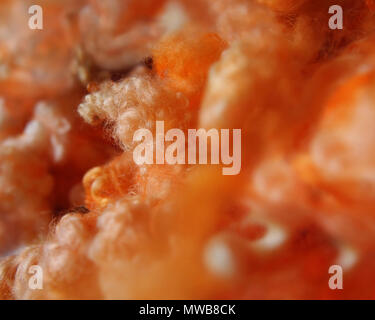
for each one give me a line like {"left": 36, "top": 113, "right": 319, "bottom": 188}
{"left": 1, "top": 0, "right": 375, "bottom": 299}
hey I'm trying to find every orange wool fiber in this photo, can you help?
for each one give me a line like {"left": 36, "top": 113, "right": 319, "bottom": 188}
{"left": 0, "top": 0, "right": 85, "bottom": 99}
{"left": 3, "top": 0, "right": 375, "bottom": 300}
{"left": 367, "top": 0, "right": 375, "bottom": 11}
{"left": 153, "top": 30, "right": 227, "bottom": 107}
{"left": 0, "top": 90, "right": 113, "bottom": 255}
{"left": 256, "top": 0, "right": 307, "bottom": 12}
{"left": 79, "top": 0, "right": 169, "bottom": 70}
{"left": 79, "top": 67, "right": 192, "bottom": 151}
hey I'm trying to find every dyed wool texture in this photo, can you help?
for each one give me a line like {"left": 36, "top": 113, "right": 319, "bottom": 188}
{"left": 1, "top": 0, "right": 375, "bottom": 299}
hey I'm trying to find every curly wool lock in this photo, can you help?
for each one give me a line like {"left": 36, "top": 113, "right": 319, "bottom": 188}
{"left": 2, "top": 0, "right": 375, "bottom": 300}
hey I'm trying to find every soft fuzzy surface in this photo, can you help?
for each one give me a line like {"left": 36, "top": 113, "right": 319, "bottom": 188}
{"left": 1, "top": 0, "right": 375, "bottom": 299}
